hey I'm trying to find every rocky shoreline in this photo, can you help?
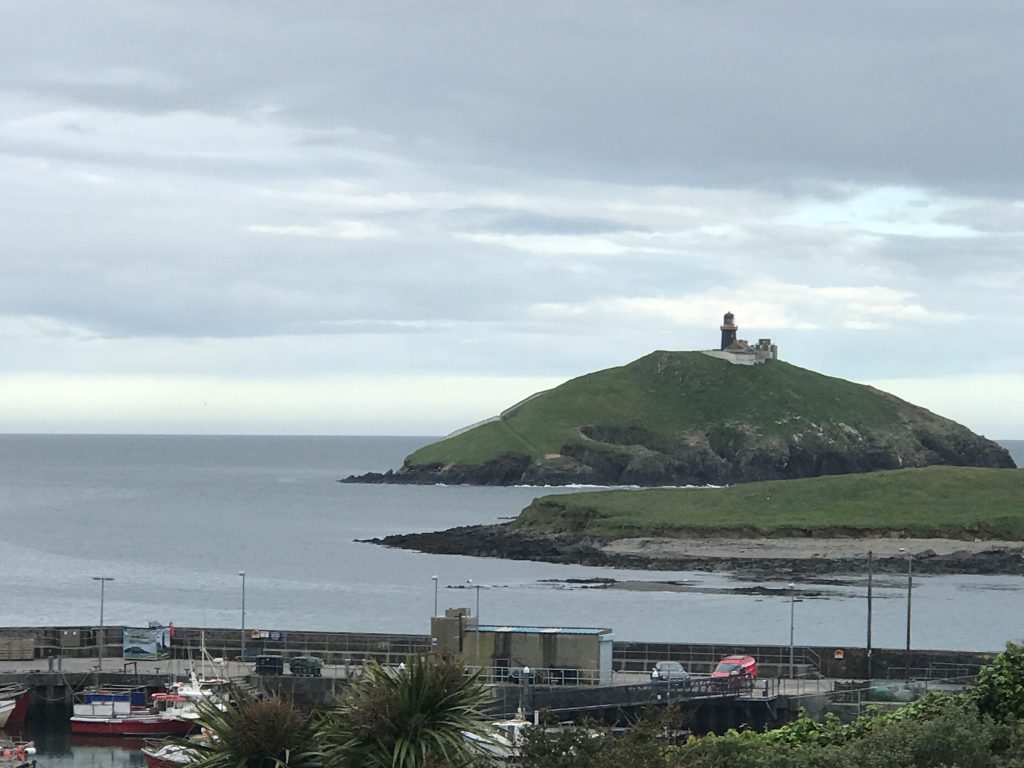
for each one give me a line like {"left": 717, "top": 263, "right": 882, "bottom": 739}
{"left": 362, "top": 524, "right": 1024, "bottom": 579}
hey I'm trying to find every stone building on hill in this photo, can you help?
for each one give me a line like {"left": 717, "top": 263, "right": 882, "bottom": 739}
{"left": 702, "top": 312, "right": 778, "bottom": 365}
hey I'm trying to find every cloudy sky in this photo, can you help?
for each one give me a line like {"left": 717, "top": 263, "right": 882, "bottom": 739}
{"left": 1, "top": 1, "right": 1022, "bottom": 437}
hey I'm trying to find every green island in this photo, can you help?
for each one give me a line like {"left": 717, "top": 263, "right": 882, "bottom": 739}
{"left": 347, "top": 350, "right": 1014, "bottom": 486}
{"left": 516, "top": 465, "right": 1024, "bottom": 540}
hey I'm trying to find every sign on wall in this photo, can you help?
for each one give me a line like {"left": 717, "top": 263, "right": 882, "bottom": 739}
{"left": 122, "top": 625, "right": 172, "bottom": 660}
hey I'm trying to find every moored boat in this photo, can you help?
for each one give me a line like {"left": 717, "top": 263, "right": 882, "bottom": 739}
{"left": 461, "top": 715, "right": 532, "bottom": 761}
{"left": 141, "top": 740, "right": 193, "bottom": 768}
{"left": 0, "top": 686, "right": 30, "bottom": 725}
{"left": 70, "top": 688, "right": 195, "bottom": 737}
{"left": 0, "top": 701, "right": 14, "bottom": 729}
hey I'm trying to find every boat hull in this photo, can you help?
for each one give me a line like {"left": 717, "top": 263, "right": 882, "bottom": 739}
{"left": 0, "top": 687, "right": 31, "bottom": 725}
{"left": 70, "top": 717, "right": 195, "bottom": 737}
{"left": 141, "top": 745, "right": 192, "bottom": 768}
{"left": 0, "top": 700, "right": 14, "bottom": 728}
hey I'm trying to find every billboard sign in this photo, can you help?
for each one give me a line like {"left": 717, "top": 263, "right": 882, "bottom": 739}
{"left": 122, "top": 625, "right": 172, "bottom": 660}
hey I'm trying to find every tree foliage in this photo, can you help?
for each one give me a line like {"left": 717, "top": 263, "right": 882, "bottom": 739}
{"left": 181, "top": 688, "right": 317, "bottom": 768}
{"left": 973, "top": 642, "right": 1024, "bottom": 722}
{"left": 315, "top": 655, "right": 492, "bottom": 768}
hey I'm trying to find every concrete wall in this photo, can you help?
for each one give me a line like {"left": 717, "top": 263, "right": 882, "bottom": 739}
{"left": 483, "top": 631, "right": 599, "bottom": 671}
{"left": 700, "top": 350, "right": 764, "bottom": 366}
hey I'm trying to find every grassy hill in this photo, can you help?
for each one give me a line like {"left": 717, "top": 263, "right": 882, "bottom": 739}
{"left": 515, "top": 466, "right": 1024, "bottom": 540}
{"left": 410, "top": 352, "right": 932, "bottom": 463}
{"left": 348, "top": 351, "right": 1014, "bottom": 486}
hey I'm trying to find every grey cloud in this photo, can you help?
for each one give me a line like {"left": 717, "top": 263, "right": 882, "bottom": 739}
{"left": 452, "top": 209, "right": 644, "bottom": 235}
{"left": 939, "top": 203, "right": 1024, "bottom": 234}
{"left": 4, "top": 1, "right": 1024, "bottom": 196}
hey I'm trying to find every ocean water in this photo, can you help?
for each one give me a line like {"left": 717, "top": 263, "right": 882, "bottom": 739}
{"left": 0, "top": 435, "right": 1022, "bottom": 654}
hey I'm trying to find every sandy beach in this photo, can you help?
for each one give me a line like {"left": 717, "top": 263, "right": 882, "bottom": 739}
{"left": 600, "top": 536, "right": 1024, "bottom": 561}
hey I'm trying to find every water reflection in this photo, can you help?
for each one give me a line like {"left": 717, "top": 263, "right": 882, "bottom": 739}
{"left": 4, "top": 708, "right": 143, "bottom": 768}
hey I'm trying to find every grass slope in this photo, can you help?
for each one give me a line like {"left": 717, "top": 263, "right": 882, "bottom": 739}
{"left": 514, "top": 466, "right": 1024, "bottom": 540}
{"left": 406, "top": 351, "right": 951, "bottom": 466}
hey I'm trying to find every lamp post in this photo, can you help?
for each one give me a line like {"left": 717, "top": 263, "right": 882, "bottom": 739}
{"left": 239, "top": 570, "right": 247, "bottom": 661}
{"left": 91, "top": 576, "right": 113, "bottom": 672}
{"left": 467, "top": 579, "right": 482, "bottom": 671}
{"left": 788, "top": 582, "right": 796, "bottom": 679}
{"left": 521, "top": 666, "right": 532, "bottom": 718}
{"left": 866, "top": 550, "right": 874, "bottom": 679}
{"left": 432, "top": 574, "right": 439, "bottom": 617}
{"left": 898, "top": 547, "right": 913, "bottom": 678}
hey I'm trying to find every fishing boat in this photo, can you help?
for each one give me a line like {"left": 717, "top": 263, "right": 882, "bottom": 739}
{"left": 0, "top": 686, "right": 30, "bottom": 725}
{"left": 70, "top": 688, "right": 195, "bottom": 737}
{"left": 0, "top": 738, "right": 36, "bottom": 768}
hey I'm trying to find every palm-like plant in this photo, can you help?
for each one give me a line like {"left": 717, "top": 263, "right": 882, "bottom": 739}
{"left": 316, "top": 655, "right": 493, "bottom": 768}
{"left": 181, "top": 687, "right": 318, "bottom": 768}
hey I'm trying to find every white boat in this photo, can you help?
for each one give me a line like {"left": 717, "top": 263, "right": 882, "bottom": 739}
{"left": 0, "top": 700, "right": 14, "bottom": 729}
{"left": 162, "top": 671, "right": 232, "bottom": 721}
{"left": 461, "top": 715, "right": 532, "bottom": 761}
{"left": 0, "top": 685, "right": 31, "bottom": 726}
{"left": 141, "top": 741, "right": 194, "bottom": 768}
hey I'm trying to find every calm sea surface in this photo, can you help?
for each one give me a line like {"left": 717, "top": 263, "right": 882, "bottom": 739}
{"left": 1, "top": 436, "right": 1022, "bottom": 767}
{"left": 1, "top": 435, "right": 1022, "bottom": 652}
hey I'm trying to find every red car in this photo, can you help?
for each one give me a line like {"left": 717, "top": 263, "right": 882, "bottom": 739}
{"left": 711, "top": 655, "right": 758, "bottom": 682}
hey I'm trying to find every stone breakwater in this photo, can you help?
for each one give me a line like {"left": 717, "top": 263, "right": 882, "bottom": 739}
{"left": 363, "top": 524, "right": 1024, "bottom": 579}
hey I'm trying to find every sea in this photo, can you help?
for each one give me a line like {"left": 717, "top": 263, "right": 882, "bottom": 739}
{"left": 1, "top": 435, "right": 1022, "bottom": 766}
{"left": 2, "top": 434, "right": 1022, "bottom": 649}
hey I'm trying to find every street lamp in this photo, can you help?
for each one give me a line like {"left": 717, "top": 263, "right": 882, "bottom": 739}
{"left": 91, "top": 576, "right": 114, "bottom": 672}
{"left": 467, "top": 579, "right": 482, "bottom": 670}
{"left": 521, "top": 666, "right": 532, "bottom": 718}
{"left": 788, "top": 582, "right": 796, "bottom": 679}
{"left": 898, "top": 547, "right": 913, "bottom": 678}
{"left": 866, "top": 550, "right": 874, "bottom": 679}
{"left": 432, "top": 575, "right": 439, "bottom": 617}
{"left": 239, "top": 570, "right": 247, "bottom": 661}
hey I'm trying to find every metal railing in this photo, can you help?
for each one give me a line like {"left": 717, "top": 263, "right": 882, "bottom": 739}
{"left": 613, "top": 641, "right": 822, "bottom": 678}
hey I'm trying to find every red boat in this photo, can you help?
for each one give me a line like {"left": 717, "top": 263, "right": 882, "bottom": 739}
{"left": 70, "top": 688, "right": 195, "bottom": 737}
{"left": 0, "top": 685, "right": 31, "bottom": 725}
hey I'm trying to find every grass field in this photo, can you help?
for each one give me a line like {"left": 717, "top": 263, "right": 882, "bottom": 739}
{"left": 514, "top": 466, "right": 1024, "bottom": 540}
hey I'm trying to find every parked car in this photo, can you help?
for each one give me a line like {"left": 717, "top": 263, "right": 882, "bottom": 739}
{"left": 650, "top": 661, "right": 689, "bottom": 681}
{"left": 711, "top": 655, "right": 757, "bottom": 685}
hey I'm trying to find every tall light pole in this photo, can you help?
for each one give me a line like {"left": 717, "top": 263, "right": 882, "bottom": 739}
{"left": 467, "top": 579, "right": 482, "bottom": 670}
{"left": 788, "top": 582, "right": 796, "bottom": 679}
{"left": 898, "top": 547, "right": 913, "bottom": 678}
{"left": 866, "top": 550, "right": 874, "bottom": 679}
{"left": 239, "top": 570, "right": 247, "bottom": 661}
{"left": 432, "top": 575, "right": 439, "bottom": 617}
{"left": 92, "top": 576, "right": 113, "bottom": 672}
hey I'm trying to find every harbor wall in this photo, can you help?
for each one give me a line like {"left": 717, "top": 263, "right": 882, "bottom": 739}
{"left": 0, "top": 625, "right": 999, "bottom": 680}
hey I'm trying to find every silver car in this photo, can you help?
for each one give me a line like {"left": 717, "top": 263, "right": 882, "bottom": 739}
{"left": 651, "top": 661, "right": 689, "bottom": 681}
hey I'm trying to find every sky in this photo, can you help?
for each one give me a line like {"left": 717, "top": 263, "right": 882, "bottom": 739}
{"left": 1, "top": 1, "right": 1022, "bottom": 438}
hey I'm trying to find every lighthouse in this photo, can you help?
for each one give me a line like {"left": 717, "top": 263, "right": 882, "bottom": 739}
{"left": 720, "top": 312, "right": 738, "bottom": 349}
